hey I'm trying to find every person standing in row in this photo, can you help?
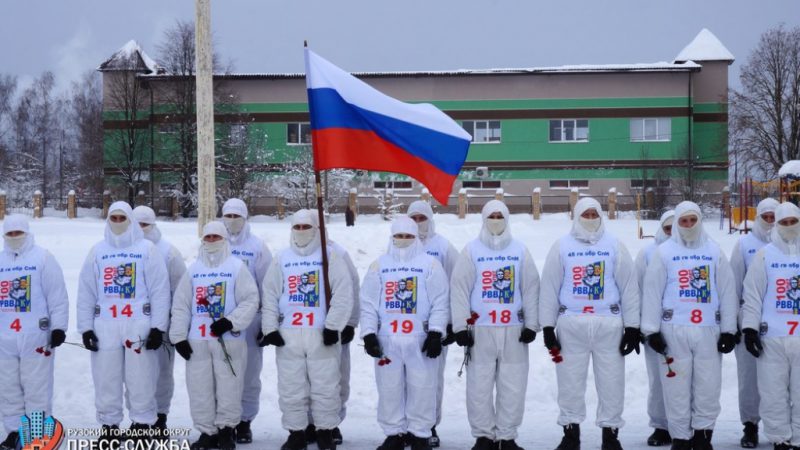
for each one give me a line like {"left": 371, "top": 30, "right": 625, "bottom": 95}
{"left": 360, "top": 216, "right": 449, "bottom": 450}
{"left": 451, "top": 200, "right": 540, "bottom": 450}
{"left": 634, "top": 210, "right": 675, "bottom": 447}
{"left": 0, "top": 215, "right": 69, "bottom": 450}
{"left": 540, "top": 198, "right": 640, "bottom": 450}
{"left": 642, "top": 201, "right": 738, "bottom": 450}
{"left": 741, "top": 202, "right": 800, "bottom": 450}
{"left": 731, "top": 198, "right": 779, "bottom": 448}
{"left": 220, "top": 198, "right": 272, "bottom": 444}
{"left": 77, "top": 201, "right": 171, "bottom": 447}
{"left": 407, "top": 200, "right": 459, "bottom": 448}
{"left": 170, "top": 221, "right": 259, "bottom": 450}
{"left": 133, "top": 205, "right": 187, "bottom": 433}
{"left": 261, "top": 210, "right": 354, "bottom": 450}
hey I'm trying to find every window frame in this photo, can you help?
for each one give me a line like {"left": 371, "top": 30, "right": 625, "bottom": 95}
{"left": 462, "top": 120, "right": 501, "bottom": 144}
{"left": 286, "top": 122, "right": 312, "bottom": 145}
{"left": 462, "top": 180, "right": 502, "bottom": 189}
{"left": 548, "top": 179, "right": 590, "bottom": 190}
{"left": 548, "top": 119, "right": 589, "bottom": 143}
{"left": 373, "top": 181, "right": 413, "bottom": 190}
{"left": 630, "top": 117, "right": 671, "bottom": 142}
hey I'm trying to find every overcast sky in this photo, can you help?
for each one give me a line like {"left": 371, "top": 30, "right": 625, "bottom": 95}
{"left": 2, "top": 0, "right": 798, "bottom": 93}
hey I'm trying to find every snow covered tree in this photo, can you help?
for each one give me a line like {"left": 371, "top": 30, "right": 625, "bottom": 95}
{"left": 270, "top": 145, "right": 354, "bottom": 214}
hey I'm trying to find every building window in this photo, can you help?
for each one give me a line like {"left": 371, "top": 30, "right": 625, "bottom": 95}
{"left": 462, "top": 180, "right": 502, "bottom": 189}
{"left": 549, "top": 179, "right": 589, "bottom": 190}
{"left": 631, "top": 179, "right": 671, "bottom": 188}
{"left": 228, "top": 124, "right": 248, "bottom": 147}
{"left": 549, "top": 119, "right": 589, "bottom": 142}
{"left": 630, "top": 118, "right": 671, "bottom": 142}
{"left": 374, "top": 181, "right": 413, "bottom": 190}
{"left": 287, "top": 123, "right": 312, "bottom": 145}
{"left": 462, "top": 120, "right": 501, "bottom": 143}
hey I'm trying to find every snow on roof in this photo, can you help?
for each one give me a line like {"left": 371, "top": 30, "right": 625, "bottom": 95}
{"left": 779, "top": 160, "right": 800, "bottom": 177}
{"left": 98, "top": 40, "right": 161, "bottom": 74}
{"left": 675, "top": 29, "right": 734, "bottom": 63}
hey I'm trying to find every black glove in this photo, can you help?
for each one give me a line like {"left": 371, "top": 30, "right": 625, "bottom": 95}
{"left": 145, "top": 328, "right": 163, "bottom": 350}
{"left": 717, "top": 332, "right": 737, "bottom": 354}
{"left": 620, "top": 327, "right": 641, "bottom": 356}
{"left": 454, "top": 329, "right": 474, "bottom": 348}
{"left": 50, "top": 329, "right": 66, "bottom": 348}
{"left": 543, "top": 327, "right": 560, "bottom": 351}
{"left": 647, "top": 332, "right": 667, "bottom": 355}
{"left": 82, "top": 330, "right": 99, "bottom": 352}
{"left": 175, "top": 340, "right": 192, "bottom": 361}
{"left": 264, "top": 331, "right": 285, "bottom": 347}
{"left": 422, "top": 331, "right": 443, "bottom": 358}
{"left": 441, "top": 324, "right": 456, "bottom": 346}
{"left": 341, "top": 325, "right": 355, "bottom": 345}
{"left": 210, "top": 318, "right": 233, "bottom": 337}
{"left": 363, "top": 333, "right": 382, "bottom": 358}
{"left": 743, "top": 328, "right": 762, "bottom": 358}
{"left": 323, "top": 328, "right": 339, "bottom": 346}
{"left": 519, "top": 328, "right": 537, "bottom": 344}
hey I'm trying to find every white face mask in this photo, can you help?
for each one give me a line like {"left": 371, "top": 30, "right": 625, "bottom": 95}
{"left": 140, "top": 223, "right": 153, "bottom": 234}
{"left": 415, "top": 220, "right": 430, "bottom": 239}
{"left": 678, "top": 221, "right": 702, "bottom": 243}
{"left": 393, "top": 237, "right": 415, "bottom": 249}
{"left": 203, "top": 239, "right": 226, "bottom": 254}
{"left": 109, "top": 219, "right": 130, "bottom": 236}
{"left": 486, "top": 218, "right": 505, "bottom": 236}
{"left": 224, "top": 217, "right": 245, "bottom": 235}
{"left": 293, "top": 228, "right": 315, "bottom": 248}
{"left": 579, "top": 217, "right": 601, "bottom": 233}
{"left": 4, "top": 234, "right": 26, "bottom": 251}
{"left": 778, "top": 222, "right": 800, "bottom": 242}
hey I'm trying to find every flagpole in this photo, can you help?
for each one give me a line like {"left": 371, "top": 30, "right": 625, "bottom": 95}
{"left": 305, "top": 41, "right": 334, "bottom": 310}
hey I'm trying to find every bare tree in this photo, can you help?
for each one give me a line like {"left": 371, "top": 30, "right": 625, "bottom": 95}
{"left": 731, "top": 25, "right": 800, "bottom": 177}
{"left": 270, "top": 145, "right": 354, "bottom": 213}
{"left": 69, "top": 71, "right": 105, "bottom": 198}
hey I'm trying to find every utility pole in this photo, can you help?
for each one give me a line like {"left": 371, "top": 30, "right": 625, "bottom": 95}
{"left": 195, "top": 0, "right": 216, "bottom": 234}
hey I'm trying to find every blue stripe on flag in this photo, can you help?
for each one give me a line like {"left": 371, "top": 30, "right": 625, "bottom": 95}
{"left": 308, "top": 88, "right": 469, "bottom": 176}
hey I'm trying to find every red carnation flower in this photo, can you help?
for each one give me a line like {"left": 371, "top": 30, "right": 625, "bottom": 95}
{"left": 666, "top": 357, "right": 674, "bottom": 364}
{"left": 125, "top": 339, "right": 133, "bottom": 348}
{"left": 666, "top": 370, "right": 676, "bottom": 378}
{"left": 35, "top": 347, "right": 44, "bottom": 354}
{"left": 44, "top": 350, "right": 52, "bottom": 357}
{"left": 134, "top": 348, "right": 141, "bottom": 354}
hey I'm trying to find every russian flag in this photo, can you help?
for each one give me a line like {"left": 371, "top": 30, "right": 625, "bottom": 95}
{"left": 304, "top": 49, "right": 471, "bottom": 205}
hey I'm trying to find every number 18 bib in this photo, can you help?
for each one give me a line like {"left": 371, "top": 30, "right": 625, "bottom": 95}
{"left": 468, "top": 239, "right": 525, "bottom": 327}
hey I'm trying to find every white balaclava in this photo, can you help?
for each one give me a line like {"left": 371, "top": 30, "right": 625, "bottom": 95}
{"left": 105, "top": 201, "right": 143, "bottom": 249}
{"left": 407, "top": 200, "right": 436, "bottom": 242}
{"left": 222, "top": 198, "right": 249, "bottom": 245}
{"left": 133, "top": 205, "right": 161, "bottom": 244}
{"left": 752, "top": 198, "right": 780, "bottom": 243}
{"left": 772, "top": 202, "right": 800, "bottom": 255}
{"left": 290, "top": 209, "right": 321, "bottom": 257}
{"left": 479, "top": 200, "right": 512, "bottom": 251}
{"left": 3, "top": 214, "right": 34, "bottom": 255}
{"left": 389, "top": 216, "right": 422, "bottom": 261}
{"left": 199, "top": 221, "right": 230, "bottom": 267}
{"left": 655, "top": 210, "right": 676, "bottom": 244}
{"left": 672, "top": 201, "right": 706, "bottom": 249}
{"left": 571, "top": 197, "right": 605, "bottom": 244}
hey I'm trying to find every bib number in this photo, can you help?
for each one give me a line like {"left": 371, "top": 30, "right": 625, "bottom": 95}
{"left": 488, "top": 310, "right": 512, "bottom": 324}
{"left": 789, "top": 321, "right": 799, "bottom": 335}
{"left": 9, "top": 318, "right": 21, "bottom": 332}
{"left": 290, "top": 312, "right": 315, "bottom": 327}
{"left": 109, "top": 304, "right": 133, "bottom": 319}
{"left": 389, "top": 319, "right": 414, "bottom": 334}
{"left": 690, "top": 309, "right": 703, "bottom": 324}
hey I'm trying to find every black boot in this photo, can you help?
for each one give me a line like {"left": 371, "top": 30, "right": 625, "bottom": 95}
{"left": 377, "top": 434, "right": 406, "bottom": 450}
{"left": 281, "top": 430, "right": 308, "bottom": 450}
{"left": 218, "top": 427, "right": 236, "bottom": 450}
{"left": 316, "top": 428, "right": 336, "bottom": 450}
{"left": 555, "top": 424, "right": 580, "bottom": 450}
{"left": 235, "top": 420, "right": 252, "bottom": 444}
{"left": 98, "top": 424, "right": 121, "bottom": 448}
{"left": 499, "top": 439, "right": 525, "bottom": 450}
{"left": 332, "top": 427, "right": 343, "bottom": 445}
{"left": 693, "top": 430, "right": 713, "bottom": 450}
{"left": 154, "top": 414, "right": 169, "bottom": 440}
{"left": 670, "top": 439, "right": 692, "bottom": 450}
{"left": 472, "top": 437, "right": 498, "bottom": 450}
{"left": 129, "top": 422, "right": 151, "bottom": 444}
{"left": 741, "top": 422, "right": 758, "bottom": 449}
{"left": 305, "top": 424, "right": 317, "bottom": 444}
{"left": 602, "top": 428, "right": 623, "bottom": 450}
{"left": 0, "top": 432, "right": 19, "bottom": 450}
{"left": 429, "top": 427, "right": 440, "bottom": 448}
{"left": 648, "top": 429, "right": 672, "bottom": 446}
{"left": 408, "top": 434, "right": 432, "bottom": 450}
{"left": 775, "top": 443, "right": 792, "bottom": 450}
{"left": 190, "top": 433, "right": 218, "bottom": 450}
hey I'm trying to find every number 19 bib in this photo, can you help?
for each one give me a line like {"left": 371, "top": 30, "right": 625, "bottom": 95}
{"left": 377, "top": 252, "right": 433, "bottom": 336}
{"left": 188, "top": 256, "right": 243, "bottom": 340}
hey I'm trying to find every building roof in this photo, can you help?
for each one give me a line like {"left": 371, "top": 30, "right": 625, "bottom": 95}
{"left": 675, "top": 29, "right": 734, "bottom": 63}
{"left": 98, "top": 40, "right": 162, "bottom": 74}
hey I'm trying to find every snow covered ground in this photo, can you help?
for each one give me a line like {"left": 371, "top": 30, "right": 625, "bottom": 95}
{"left": 12, "top": 212, "right": 750, "bottom": 449}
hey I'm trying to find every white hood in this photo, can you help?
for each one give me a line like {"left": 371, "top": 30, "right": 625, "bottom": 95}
{"left": 752, "top": 197, "right": 780, "bottom": 243}
{"left": 290, "top": 209, "right": 322, "bottom": 257}
{"left": 2, "top": 213, "right": 35, "bottom": 255}
{"left": 655, "top": 210, "right": 676, "bottom": 244}
{"left": 198, "top": 221, "right": 231, "bottom": 267}
{"left": 406, "top": 200, "right": 436, "bottom": 242}
{"left": 222, "top": 198, "right": 251, "bottom": 246}
{"left": 133, "top": 205, "right": 162, "bottom": 244}
{"left": 671, "top": 201, "right": 707, "bottom": 249}
{"left": 479, "top": 199, "right": 512, "bottom": 250}
{"left": 104, "top": 201, "right": 143, "bottom": 249}
{"left": 570, "top": 197, "right": 605, "bottom": 244}
{"left": 771, "top": 202, "right": 800, "bottom": 255}
{"left": 389, "top": 216, "right": 423, "bottom": 261}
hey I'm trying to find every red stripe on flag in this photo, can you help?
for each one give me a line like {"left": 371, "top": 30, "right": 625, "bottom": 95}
{"left": 312, "top": 128, "right": 457, "bottom": 205}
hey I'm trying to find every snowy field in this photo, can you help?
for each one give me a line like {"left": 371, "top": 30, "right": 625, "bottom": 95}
{"left": 11, "top": 212, "right": 750, "bottom": 449}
